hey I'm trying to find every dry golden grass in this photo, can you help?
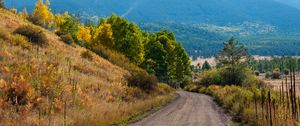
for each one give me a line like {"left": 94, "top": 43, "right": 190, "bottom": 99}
{"left": 260, "top": 73, "right": 300, "bottom": 96}
{"left": 0, "top": 8, "right": 176, "bottom": 126}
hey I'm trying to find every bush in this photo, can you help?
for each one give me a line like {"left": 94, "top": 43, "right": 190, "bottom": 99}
{"left": 14, "top": 25, "right": 48, "bottom": 45}
{"left": 91, "top": 44, "right": 143, "bottom": 74}
{"left": 242, "top": 74, "right": 266, "bottom": 88}
{"left": 265, "top": 72, "right": 272, "bottom": 79}
{"left": 9, "top": 8, "right": 17, "bottom": 14}
{"left": 284, "top": 69, "right": 289, "bottom": 75}
{"left": 157, "top": 83, "right": 174, "bottom": 94}
{"left": 272, "top": 68, "right": 281, "bottom": 79}
{"left": 10, "top": 34, "right": 31, "bottom": 49}
{"left": 3, "top": 75, "right": 34, "bottom": 106}
{"left": 60, "top": 34, "right": 74, "bottom": 45}
{"left": 80, "top": 50, "right": 93, "bottom": 60}
{"left": 127, "top": 71, "right": 158, "bottom": 91}
{"left": 198, "top": 69, "right": 223, "bottom": 86}
{"left": 254, "top": 71, "right": 260, "bottom": 76}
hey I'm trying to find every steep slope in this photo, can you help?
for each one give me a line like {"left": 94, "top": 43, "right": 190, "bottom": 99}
{"left": 4, "top": 0, "right": 300, "bottom": 32}
{"left": 0, "top": 9, "right": 175, "bottom": 125}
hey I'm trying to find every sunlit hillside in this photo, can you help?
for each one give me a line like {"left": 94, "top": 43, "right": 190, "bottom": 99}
{"left": 0, "top": 8, "right": 175, "bottom": 125}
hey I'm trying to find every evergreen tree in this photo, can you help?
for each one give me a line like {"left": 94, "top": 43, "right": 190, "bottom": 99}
{"left": 202, "top": 61, "right": 211, "bottom": 71}
{"left": 216, "top": 37, "right": 249, "bottom": 85}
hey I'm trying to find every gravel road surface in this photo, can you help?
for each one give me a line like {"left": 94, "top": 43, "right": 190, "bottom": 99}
{"left": 130, "top": 91, "right": 230, "bottom": 126}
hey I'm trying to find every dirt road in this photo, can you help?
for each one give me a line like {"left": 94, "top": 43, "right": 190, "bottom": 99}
{"left": 130, "top": 91, "right": 230, "bottom": 126}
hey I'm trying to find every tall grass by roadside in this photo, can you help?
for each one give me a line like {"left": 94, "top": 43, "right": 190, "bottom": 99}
{"left": 185, "top": 69, "right": 300, "bottom": 126}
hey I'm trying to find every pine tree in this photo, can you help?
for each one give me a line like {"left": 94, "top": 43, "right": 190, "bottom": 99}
{"left": 216, "top": 37, "right": 249, "bottom": 85}
{"left": 202, "top": 61, "right": 211, "bottom": 71}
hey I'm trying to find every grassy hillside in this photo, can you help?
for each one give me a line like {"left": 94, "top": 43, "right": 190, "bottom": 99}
{"left": 0, "top": 8, "right": 175, "bottom": 126}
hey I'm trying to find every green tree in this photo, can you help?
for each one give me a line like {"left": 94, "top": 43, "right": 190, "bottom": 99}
{"left": 54, "top": 12, "right": 79, "bottom": 44}
{"left": 92, "top": 23, "right": 114, "bottom": 48}
{"left": 175, "top": 43, "right": 191, "bottom": 83}
{"left": 202, "top": 61, "right": 211, "bottom": 71}
{"left": 106, "top": 14, "right": 145, "bottom": 65}
{"left": 216, "top": 37, "right": 249, "bottom": 85}
{"left": 143, "top": 38, "right": 168, "bottom": 81}
{"left": 142, "top": 30, "right": 190, "bottom": 84}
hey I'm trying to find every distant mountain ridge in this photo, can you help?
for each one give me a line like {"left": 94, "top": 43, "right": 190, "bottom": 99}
{"left": 275, "top": 0, "right": 300, "bottom": 9}
{"left": 5, "top": 0, "right": 300, "bottom": 57}
{"left": 4, "top": 0, "right": 300, "bottom": 32}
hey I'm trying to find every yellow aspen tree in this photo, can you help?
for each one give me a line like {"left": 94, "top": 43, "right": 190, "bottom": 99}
{"left": 93, "top": 23, "right": 114, "bottom": 48}
{"left": 77, "top": 25, "right": 92, "bottom": 44}
{"left": 32, "top": 0, "right": 54, "bottom": 28}
{"left": 54, "top": 12, "right": 71, "bottom": 31}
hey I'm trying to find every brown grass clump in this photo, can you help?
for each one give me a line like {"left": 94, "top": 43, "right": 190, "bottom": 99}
{"left": 127, "top": 71, "right": 158, "bottom": 91}
{"left": 0, "top": 28, "right": 9, "bottom": 40}
{"left": 6, "top": 75, "right": 34, "bottom": 106}
{"left": 14, "top": 25, "right": 48, "bottom": 45}
{"left": 80, "top": 50, "right": 93, "bottom": 60}
{"left": 9, "top": 34, "right": 31, "bottom": 49}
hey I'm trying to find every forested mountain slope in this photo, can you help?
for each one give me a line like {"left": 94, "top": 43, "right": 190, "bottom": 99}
{"left": 5, "top": 0, "right": 300, "bottom": 32}
{"left": 5, "top": 0, "right": 300, "bottom": 58}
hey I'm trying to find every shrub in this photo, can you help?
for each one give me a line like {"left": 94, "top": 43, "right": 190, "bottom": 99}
{"left": 265, "top": 72, "right": 272, "bottom": 79}
{"left": 157, "top": 83, "right": 174, "bottom": 94}
{"left": 10, "top": 34, "right": 31, "bottom": 49}
{"left": 272, "top": 68, "right": 281, "bottom": 79}
{"left": 91, "top": 44, "right": 143, "bottom": 74}
{"left": 14, "top": 25, "right": 48, "bottom": 45}
{"left": 55, "top": 31, "right": 67, "bottom": 37}
{"left": 242, "top": 74, "right": 266, "bottom": 88}
{"left": 80, "top": 50, "right": 93, "bottom": 60}
{"left": 198, "top": 69, "right": 223, "bottom": 86}
{"left": 254, "top": 71, "right": 260, "bottom": 76}
{"left": 6, "top": 75, "right": 34, "bottom": 106}
{"left": 60, "top": 34, "right": 74, "bottom": 45}
{"left": 284, "top": 69, "right": 289, "bottom": 75}
{"left": 0, "top": 28, "right": 10, "bottom": 40}
{"left": 127, "top": 71, "right": 158, "bottom": 91}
